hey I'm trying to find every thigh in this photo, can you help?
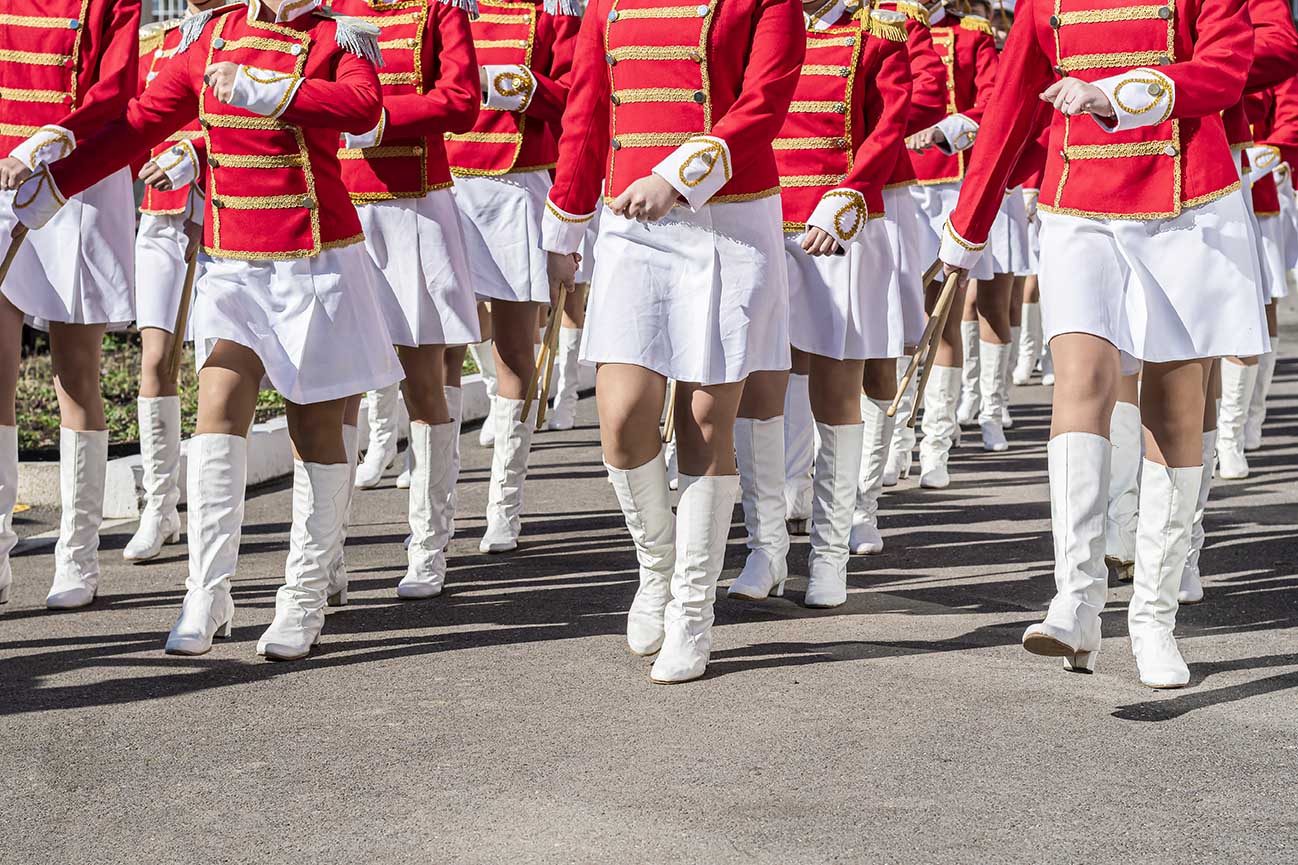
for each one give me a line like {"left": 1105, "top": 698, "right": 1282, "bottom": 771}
{"left": 196, "top": 339, "right": 265, "bottom": 436}
{"left": 48, "top": 322, "right": 106, "bottom": 385}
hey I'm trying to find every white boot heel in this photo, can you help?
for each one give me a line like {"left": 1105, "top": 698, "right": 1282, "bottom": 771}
{"left": 1065, "top": 648, "right": 1098, "bottom": 674}
{"left": 165, "top": 589, "right": 236, "bottom": 656}
{"left": 327, "top": 585, "right": 348, "bottom": 607}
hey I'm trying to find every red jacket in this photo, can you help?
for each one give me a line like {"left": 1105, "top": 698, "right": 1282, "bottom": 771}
{"left": 137, "top": 19, "right": 205, "bottom": 216}
{"left": 945, "top": 0, "right": 1252, "bottom": 260}
{"left": 334, "top": 0, "right": 480, "bottom": 200}
{"left": 1261, "top": 75, "right": 1298, "bottom": 168}
{"left": 46, "top": 3, "right": 382, "bottom": 260}
{"left": 910, "top": 14, "right": 998, "bottom": 185}
{"left": 878, "top": 1, "right": 948, "bottom": 188}
{"left": 776, "top": 11, "right": 911, "bottom": 235}
{"left": 1247, "top": 89, "right": 1281, "bottom": 214}
{"left": 0, "top": 0, "right": 140, "bottom": 166}
{"left": 443, "top": 1, "right": 579, "bottom": 177}
{"left": 541, "top": 0, "right": 804, "bottom": 251}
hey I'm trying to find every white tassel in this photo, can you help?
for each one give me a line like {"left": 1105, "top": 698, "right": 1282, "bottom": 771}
{"left": 543, "top": 0, "right": 583, "bottom": 15}
{"left": 178, "top": 8, "right": 216, "bottom": 53}
{"left": 317, "top": 11, "right": 385, "bottom": 68}
{"left": 437, "top": 0, "right": 480, "bottom": 19}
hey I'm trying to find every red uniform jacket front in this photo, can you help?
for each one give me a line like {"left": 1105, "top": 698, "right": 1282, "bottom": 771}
{"left": 137, "top": 19, "right": 205, "bottom": 216}
{"left": 910, "top": 14, "right": 998, "bottom": 185}
{"left": 878, "top": 0, "right": 948, "bottom": 189}
{"left": 1261, "top": 75, "right": 1298, "bottom": 169}
{"left": 1247, "top": 89, "right": 1281, "bottom": 214}
{"left": 333, "top": 0, "right": 480, "bottom": 200}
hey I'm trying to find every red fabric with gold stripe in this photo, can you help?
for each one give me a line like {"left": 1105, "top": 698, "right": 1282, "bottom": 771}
{"left": 1247, "top": 88, "right": 1281, "bottom": 214}
{"left": 138, "top": 22, "right": 203, "bottom": 215}
{"left": 909, "top": 17, "right": 997, "bottom": 185}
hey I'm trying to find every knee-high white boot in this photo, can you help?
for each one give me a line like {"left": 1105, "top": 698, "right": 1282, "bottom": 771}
{"left": 1105, "top": 401, "right": 1142, "bottom": 582}
{"left": 326, "top": 424, "right": 359, "bottom": 607}
{"left": 806, "top": 423, "right": 865, "bottom": 609}
{"left": 444, "top": 385, "right": 463, "bottom": 540}
{"left": 978, "top": 340, "right": 1011, "bottom": 452}
{"left": 663, "top": 434, "right": 679, "bottom": 491}
{"left": 1178, "top": 430, "right": 1216, "bottom": 605}
{"left": 850, "top": 398, "right": 893, "bottom": 555}
{"left": 650, "top": 473, "right": 738, "bottom": 684}
{"left": 883, "top": 363, "right": 916, "bottom": 486}
{"left": 165, "top": 434, "right": 246, "bottom": 655}
{"left": 479, "top": 396, "right": 534, "bottom": 553}
{"left": 783, "top": 373, "right": 814, "bottom": 534}
{"left": 1040, "top": 345, "right": 1055, "bottom": 386}
{"left": 546, "top": 327, "right": 583, "bottom": 431}
{"left": 257, "top": 460, "right": 351, "bottom": 661}
{"left": 355, "top": 384, "right": 400, "bottom": 489}
{"left": 957, "top": 320, "right": 981, "bottom": 426}
{"left": 1129, "top": 460, "right": 1201, "bottom": 689}
{"left": 1000, "top": 336, "right": 1015, "bottom": 429}
{"left": 919, "top": 366, "right": 961, "bottom": 489}
{"left": 606, "top": 449, "right": 676, "bottom": 656}
{"left": 398, "top": 422, "right": 458, "bottom": 599}
{"left": 470, "top": 341, "right": 499, "bottom": 448}
{"left": 1217, "top": 361, "right": 1256, "bottom": 480}
{"left": 1022, "top": 433, "right": 1110, "bottom": 673}
{"left": 0, "top": 426, "right": 17, "bottom": 604}
{"left": 395, "top": 421, "right": 413, "bottom": 489}
{"left": 1245, "top": 339, "right": 1279, "bottom": 451}
{"left": 728, "top": 417, "right": 789, "bottom": 600}
{"left": 124, "top": 397, "right": 183, "bottom": 562}
{"left": 1014, "top": 303, "right": 1042, "bottom": 385}
{"left": 47, "top": 428, "right": 109, "bottom": 609}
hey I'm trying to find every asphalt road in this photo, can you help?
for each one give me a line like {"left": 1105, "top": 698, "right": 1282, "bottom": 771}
{"left": 2, "top": 302, "right": 1296, "bottom": 864}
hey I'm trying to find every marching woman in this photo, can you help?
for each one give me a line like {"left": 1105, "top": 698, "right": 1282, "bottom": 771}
{"left": 123, "top": 7, "right": 216, "bottom": 564}
{"left": 8, "top": 0, "right": 402, "bottom": 659}
{"left": 730, "top": 2, "right": 911, "bottom": 606}
{"left": 940, "top": 0, "right": 1264, "bottom": 688}
{"left": 0, "top": 0, "right": 139, "bottom": 608}
{"left": 444, "top": 1, "right": 579, "bottom": 554}
{"left": 332, "top": 0, "right": 481, "bottom": 600}
{"left": 542, "top": 0, "right": 803, "bottom": 683}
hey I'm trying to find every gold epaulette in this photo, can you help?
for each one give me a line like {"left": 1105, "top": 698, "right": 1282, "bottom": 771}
{"left": 959, "top": 14, "right": 993, "bottom": 35}
{"left": 890, "top": 1, "right": 930, "bottom": 26}
{"left": 138, "top": 18, "right": 181, "bottom": 57}
{"left": 868, "top": 9, "right": 908, "bottom": 42}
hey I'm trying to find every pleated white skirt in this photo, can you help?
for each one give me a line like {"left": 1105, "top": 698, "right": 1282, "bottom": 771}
{"left": 135, "top": 202, "right": 202, "bottom": 334}
{"left": 988, "top": 187, "right": 1032, "bottom": 277}
{"left": 881, "top": 185, "right": 927, "bottom": 347}
{"left": 454, "top": 171, "right": 550, "bottom": 304}
{"left": 912, "top": 181, "right": 992, "bottom": 281}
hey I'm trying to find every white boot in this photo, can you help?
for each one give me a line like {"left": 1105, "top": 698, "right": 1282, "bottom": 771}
{"left": 1179, "top": 431, "right": 1216, "bottom": 605}
{"left": 124, "top": 397, "right": 183, "bottom": 561}
{"left": 546, "top": 327, "right": 582, "bottom": 431}
{"left": 0, "top": 426, "right": 17, "bottom": 604}
{"left": 607, "top": 449, "right": 675, "bottom": 656}
{"left": 470, "top": 340, "right": 499, "bottom": 447}
{"left": 47, "top": 429, "right": 108, "bottom": 609}
{"left": 806, "top": 423, "right": 864, "bottom": 609}
{"left": 1021, "top": 433, "right": 1110, "bottom": 673}
{"left": 1040, "top": 346, "right": 1055, "bottom": 386}
{"left": 919, "top": 366, "right": 961, "bottom": 489}
{"left": 1129, "top": 460, "right": 1201, "bottom": 689}
{"left": 1000, "top": 336, "right": 1015, "bottom": 429}
{"left": 479, "top": 396, "right": 534, "bottom": 553}
{"left": 1013, "top": 303, "right": 1041, "bottom": 385}
{"left": 1216, "top": 361, "right": 1256, "bottom": 480}
{"left": 650, "top": 474, "right": 738, "bottom": 684}
{"left": 326, "top": 424, "right": 359, "bottom": 607}
{"left": 956, "top": 320, "right": 981, "bottom": 426}
{"left": 1244, "top": 341, "right": 1278, "bottom": 451}
{"left": 444, "top": 385, "right": 464, "bottom": 540}
{"left": 978, "top": 340, "right": 1011, "bottom": 452}
{"left": 355, "top": 384, "right": 400, "bottom": 488}
{"left": 783, "top": 373, "right": 814, "bottom": 534}
{"left": 883, "top": 364, "right": 916, "bottom": 486}
{"left": 1105, "top": 401, "right": 1141, "bottom": 582}
{"left": 257, "top": 460, "right": 351, "bottom": 661}
{"left": 664, "top": 435, "right": 679, "bottom": 491}
{"left": 728, "top": 417, "right": 789, "bottom": 600}
{"left": 395, "top": 423, "right": 413, "bottom": 489}
{"left": 850, "top": 398, "right": 893, "bottom": 555}
{"left": 398, "top": 422, "right": 457, "bottom": 599}
{"left": 165, "top": 434, "right": 245, "bottom": 655}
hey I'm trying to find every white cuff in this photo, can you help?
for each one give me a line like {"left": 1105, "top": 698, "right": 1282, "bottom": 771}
{"left": 541, "top": 198, "right": 595, "bottom": 255}
{"left": 934, "top": 114, "right": 979, "bottom": 154}
{"left": 651, "top": 136, "right": 731, "bottom": 211}
{"left": 343, "top": 110, "right": 386, "bottom": 150}
{"left": 806, "top": 188, "right": 869, "bottom": 246}
{"left": 12, "top": 168, "right": 65, "bottom": 230}
{"left": 481, "top": 65, "right": 537, "bottom": 112}
{"left": 1245, "top": 145, "right": 1284, "bottom": 183}
{"left": 939, "top": 219, "right": 986, "bottom": 270}
{"left": 8, "top": 125, "right": 75, "bottom": 169}
{"left": 1090, "top": 69, "right": 1174, "bottom": 133}
{"left": 228, "top": 65, "right": 303, "bottom": 118}
{"left": 151, "top": 139, "right": 201, "bottom": 190}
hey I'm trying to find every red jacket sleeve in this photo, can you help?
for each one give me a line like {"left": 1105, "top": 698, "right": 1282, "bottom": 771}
{"left": 845, "top": 38, "right": 912, "bottom": 205}
{"left": 528, "top": 12, "right": 580, "bottom": 124}
{"left": 546, "top": 2, "right": 612, "bottom": 218}
{"left": 1246, "top": 0, "right": 1298, "bottom": 93}
{"left": 1163, "top": 0, "right": 1253, "bottom": 120}
{"left": 58, "top": 0, "right": 142, "bottom": 143}
{"left": 382, "top": 6, "right": 481, "bottom": 138}
{"left": 1262, "top": 76, "right": 1298, "bottom": 166}
{"left": 906, "top": 21, "right": 948, "bottom": 133}
{"left": 278, "top": 47, "right": 383, "bottom": 134}
{"left": 965, "top": 30, "right": 999, "bottom": 124}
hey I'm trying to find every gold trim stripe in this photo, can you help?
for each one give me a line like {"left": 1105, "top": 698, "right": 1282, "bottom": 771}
{"left": 378, "top": 72, "right": 419, "bottom": 85}
{"left": 0, "top": 48, "right": 71, "bottom": 66}
{"left": 1057, "top": 51, "right": 1166, "bottom": 73}
{"left": 787, "top": 100, "right": 844, "bottom": 113}
{"left": 0, "top": 122, "right": 43, "bottom": 137}
{"left": 612, "top": 5, "right": 710, "bottom": 19}
{"left": 801, "top": 64, "right": 850, "bottom": 76}
{"left": 338, "top": 145, "right": 425, "bottom": 159}
{"left": 1054, "top": 6, "right": 1167, "bottom": 25}
{"left": 475, "top": 39, "right": 527, "bottom": 49}
{"left": 772, "top": 137, "right": 847, "bottom": 150}
{"left": 612, "top": 87, "right": 699, "bottom": 104}
{"left": 611, "top": 132, "right": 694, "bottom": 147}
{"left": 213, "top": 192, "right": 313, "bottom": 209}
{"left": 219, "top": 36, "right": 304, "bottom": 54}
{"left": 606, "top": 45, "right": 697, "bottom": 62}
{"left": 475, "top": 12, "right": 531, "bottom": 23}
{"left": 210, "top": 152, "right": 303, "bottom": 168}
{"left": 349, "top": 11, "right": 421, "bottom": 24}
{"left": 1064, "top": 140, "right": 1174, "bottom": 159}
{"left": 202, "top": 114, "right": 289, "bottom": 130}
{"left": 0, "top": 13, "right": 78, "bottom": 26}
{"left": 781, "top": 173, "right": 847, "bottom": 187}
{"left": 447, "top": 131, "right": 521, "bottom": 143}
{"left": 0, "top": 87, "right": 66, "bottom": 103}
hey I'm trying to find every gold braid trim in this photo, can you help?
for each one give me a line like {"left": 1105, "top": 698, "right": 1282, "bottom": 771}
{"left": 867, "top": 12, "right": 908, "bottom": 43}
{"left": 958, "top": 14, "right": 992, "bottom": 35}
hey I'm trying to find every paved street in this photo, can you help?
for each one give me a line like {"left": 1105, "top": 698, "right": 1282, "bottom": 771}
{"left": 2, "top": 302, "right": 1296, "bottom": 864}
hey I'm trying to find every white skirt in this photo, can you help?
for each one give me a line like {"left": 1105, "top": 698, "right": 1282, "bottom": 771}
{"left": 912, "top": 181, "right": 992, "bottom": 282}
{"left": 1255, "top": 213, "right": 1289, "bottom": 301}
{"left": 787, "top": 220, "right": 904, "bottom": 360}
{"left": 454, "top": 170, "right": 550, "bottom": 304}
{"left": 574, "top": 205, "right": 602, "bottom": 285}
{"left": 1025, "top": 189, "right": 1042, "bottom": 276}
{"left": 988, "top": 187, "right": 1032, "bottom": 277}
{"left": 135, "top": 199, "right": 204, "bottom": 334}
{"left": 194, "top": 241, "right": 404, "bottom": 404}
{"left": 882, "top": 185, "right": 927, "bottom": 347}
{"left": 356, "top": 189, "right": 480, "bottom": 347}
{"left": 5, "top": 167, "right": 135, "bottom": 329}
{"left": 583, "top": 195, "right": 790, "bottom": 385}
{"left": 1038, "top": 189, "right": 1269, "bottom": 369}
